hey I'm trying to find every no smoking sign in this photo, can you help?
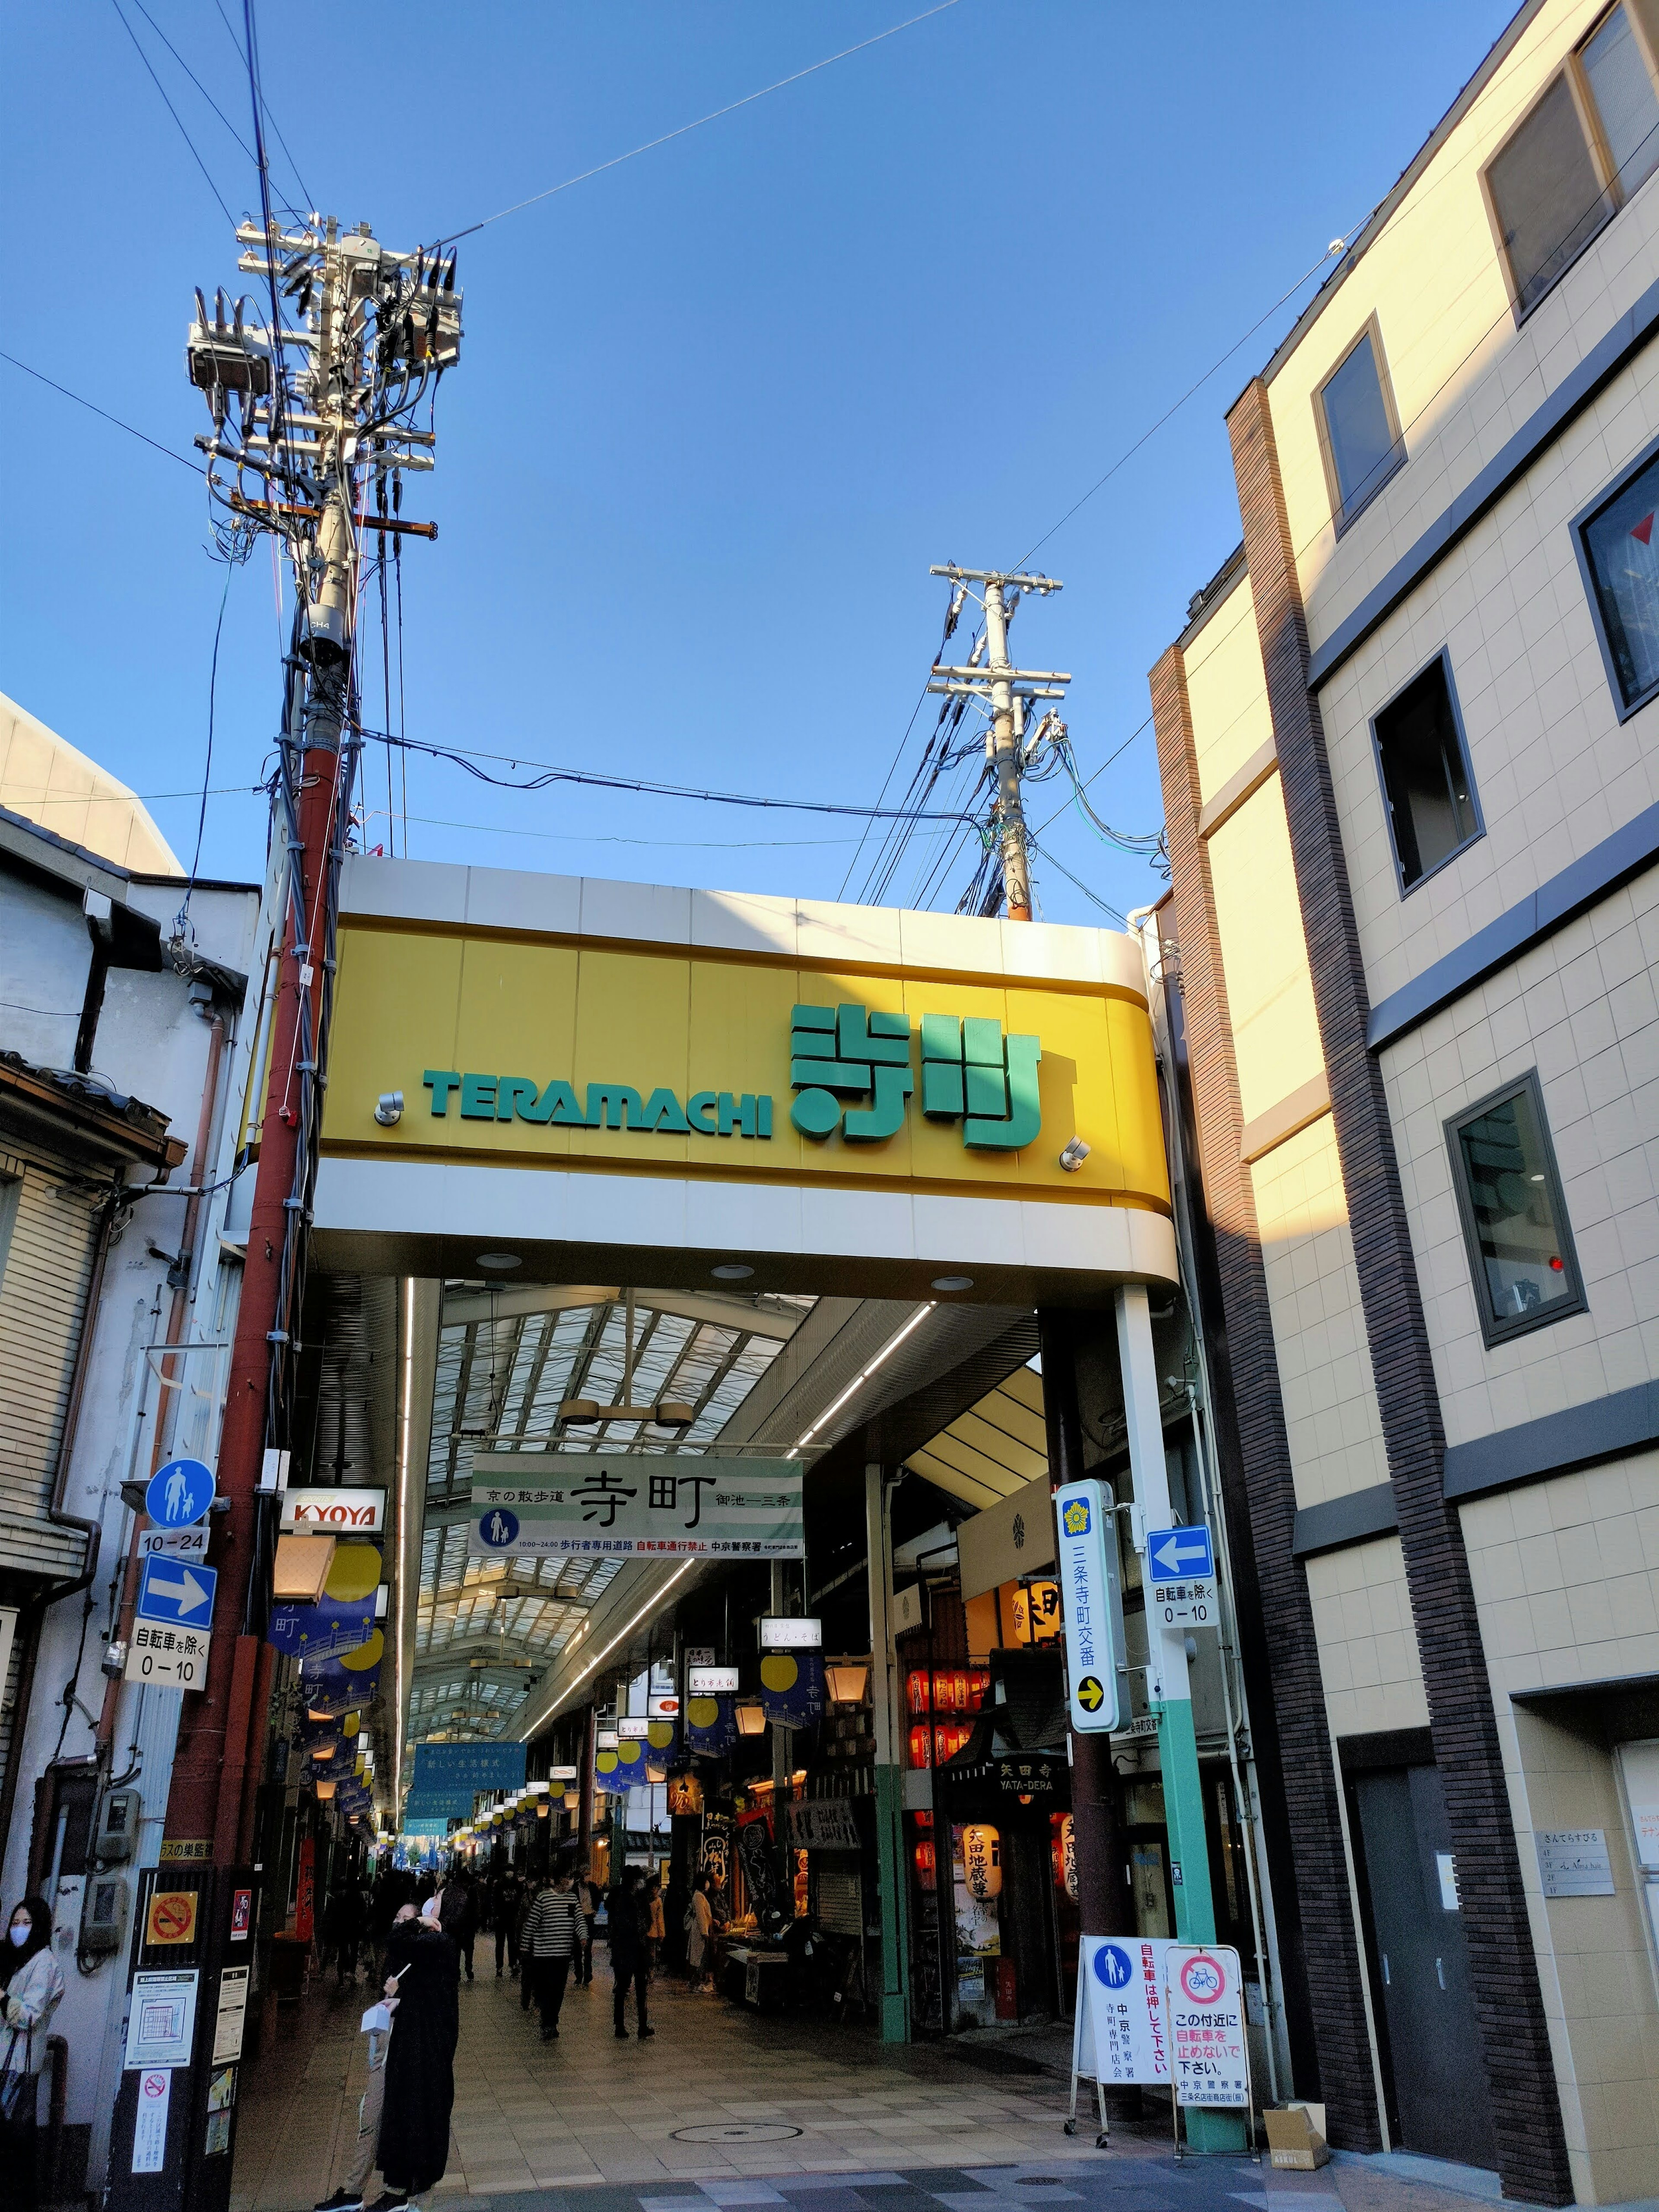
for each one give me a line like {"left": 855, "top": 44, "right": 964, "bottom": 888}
{"left": 146, "top": 1890, "right": 198, "bottom": 1947}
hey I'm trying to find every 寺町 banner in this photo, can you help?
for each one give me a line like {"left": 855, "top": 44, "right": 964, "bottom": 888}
{"left": 469, "top": 1455, "right": 803, "bottom": 1559}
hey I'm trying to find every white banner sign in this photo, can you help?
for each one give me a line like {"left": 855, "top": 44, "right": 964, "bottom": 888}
{"left": 1054, "top": 1479, "right": 1122, "bottom": 1733}
{"left": 470, "top": 1455, "right": 803, "bottom": 1559}
{"left": 1080, "top": 1936, "right": 1170, "bottom": 2087}
{"left": 132, "top": 2068, "right": 172, "bottom": 2173}
{"left": 1166, "top": 1944, "right": 1249, "bottom": 2108}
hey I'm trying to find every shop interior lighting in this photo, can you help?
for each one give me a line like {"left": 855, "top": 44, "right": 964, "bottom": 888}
{"left": 734, "top": 1701, "right": 767, "bottom": 1736}
{"left": 786, "top": 1303, "right": 934, "bottom": 1458}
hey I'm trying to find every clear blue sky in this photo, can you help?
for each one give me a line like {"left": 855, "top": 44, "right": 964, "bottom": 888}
{"left": 3, "top": 1, "right": 1513, "bottom": 925}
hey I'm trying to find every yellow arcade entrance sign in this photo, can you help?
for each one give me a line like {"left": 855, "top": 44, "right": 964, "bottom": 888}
{"left": 312, "top": 862, "right": 1176, "bottom": 1301}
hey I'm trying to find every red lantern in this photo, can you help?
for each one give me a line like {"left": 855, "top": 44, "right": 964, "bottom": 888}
{"left": 908, "top": 1723, "right": 932, "bottom": 1770}
{"left": 907, "top": 1671, "right": 929, "bottom": 1716}
{"left": 913, "top": 1840, "right": 937, "bottom": 1891}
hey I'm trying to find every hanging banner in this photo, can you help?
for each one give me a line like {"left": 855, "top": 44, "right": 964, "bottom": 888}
{"left": 759, "top": 1648, "right": 825, "bottom": 1727}
{"left": 643, "top": 1717, "right": 677, "bottom": 1778}
{"left": 404, "top": 1742, "right": 526, "bottom": 1820}
{"left": 268, "top": 1540, "right": 383, "bottom": 1658}
{"left": 684, "top": 1694, "right": 737, "bottom": 1755}
{"left": 299, "top": 1630, "right": 383, "bottom": 1718}
{"left": 470, "top": 1454, "right": 803, "bottom": 1559}
{"left": 594, "top": 1736, "right": 650, "bottom": 1795}
{"left": 734, "top": 1808, "right": 786, "bottom": 1923}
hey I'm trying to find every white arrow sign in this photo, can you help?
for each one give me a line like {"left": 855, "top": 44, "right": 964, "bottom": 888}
{"left": 1147, "top": 1526, "right": 1214, "bottom": 1580}
{"left": 152, "top": 1568, "right": 210, "bottom": 1614}
{"left": 137, "top": 1555, "right": 218, "bottom": 1627}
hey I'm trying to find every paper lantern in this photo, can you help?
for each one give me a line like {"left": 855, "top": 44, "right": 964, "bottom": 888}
{"left": 315, "top": 1779, "right": 337, "bottom": 1801}
{"left": 825, "top": 1661, "right": 870, "bottom": 1706}
{"left": 735, "top": 1701, "right": 767, "bottom": 1736}
{"left": 961, "top": 1822, "right": 1001, "bottom": 1902}
{"left": 907, "top": 1670, "right": 930, "bottom": 1715}
{"left": 913, "top": 1840, "right": 937, "bottom": 1891}
{"left": 563, "top": 1791, "right": 579, "bottom": 1812}
{"left": 908, "top": 1724, "right": 931, "bottom": 1770}
{"left": 1052, "top": 1813, "right": 1077, "bottom": 1901}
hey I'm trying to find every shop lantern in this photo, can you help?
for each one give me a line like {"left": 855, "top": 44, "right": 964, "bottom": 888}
{"left": 563, "top": 1791, "right": 580, "bottom": 1812}
{"left": 961, "top": 1822, "right": 1002, "bottom": 1902}
{"left": 1052, "top": 1812, "right": 1077, "bottom": 1901}
{"left": 734, "top": 1701, "right": 767, "bottom": 1736}
{"left": 825, "top": 1660, "right": 870, "bottom": 1706}
{"left": 907, "top": 1671, "right": 930, "bottom": 1716}
{"left": 1011, "top": 1580, "right": 1062, "bottom": 1645}
{"left": 315, "top": 1779, "right": 337, "bottom": 1801}
{"left": 907, "top": 1723, "right": 932, "bottom": 1770}
{"left": 913, "top": 1839, "right": 937, "bottom": 1891}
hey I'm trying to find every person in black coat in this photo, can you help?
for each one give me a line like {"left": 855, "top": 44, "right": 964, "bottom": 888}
{"left": 375, "top": 1897, "right": 459, "bottom": 2206}
{"left": 607, "top": 1868, "right": 653, "bottom": 2040}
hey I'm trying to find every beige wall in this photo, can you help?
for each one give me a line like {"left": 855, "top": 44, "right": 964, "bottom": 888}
{"left": 1267, "top": 0, "right": 1659, "bottom": 658}
{"left": 1184, "top": 574, "right": 1274, "bottom": 805}
{"left": 1305, "top": 1534, "right": 1430, "bottom": 1738}
{"left": 1377, "top": 870, "right": 1659, "bottom": 1450}
{"left": 1314, "top": 343, "right": 1659, "bottom": 1012}
{"left": 0, "top": 691, "right": 180, "bottom": 875}
{"left": 1206, "top": 782, "right": 1326, "bottom": 1125}
{"left": 1251, "top": 1113, "right": 1391, "bottom": 1510}
{"left": 1463, "top": 1457, "right": 1659, "bottom": 2201}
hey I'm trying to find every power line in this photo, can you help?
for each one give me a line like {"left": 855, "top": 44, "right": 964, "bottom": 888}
{"left": 436, "top": 0, "right": 968, "bottom": 242}
{"left": 210, "top": 0, "right": 313, "bottom": 213}
{"left": 126, "top": 0, "right": 256, "bottom": 164}
{"left": 0, "top": 349, "right": 206, "bottom": 472}
{"left": 370, "top": 728, "right": 982, "bottom": 829}
{"left": 108, "top": 0, "right": 237, "bottom": 228}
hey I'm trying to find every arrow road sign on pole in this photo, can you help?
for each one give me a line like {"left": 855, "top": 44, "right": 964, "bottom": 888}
{"left": 1146, "top": 1526, "right": 1214, "bottom": 1582}
{"left": 137, "top": 1555, "right": 217, "bottom": 1628}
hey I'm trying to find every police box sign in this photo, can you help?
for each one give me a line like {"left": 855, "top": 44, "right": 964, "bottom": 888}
{"left": 280, "top": 1487, "right": 387, "bottom": 1534}
{"left": 1053, "top": 1478, "right": 1124, "bottom": 1734}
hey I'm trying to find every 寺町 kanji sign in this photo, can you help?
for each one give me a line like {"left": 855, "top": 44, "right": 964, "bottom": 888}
{"left": 469, "top": 1455, "right": 803, "bottom": 1559}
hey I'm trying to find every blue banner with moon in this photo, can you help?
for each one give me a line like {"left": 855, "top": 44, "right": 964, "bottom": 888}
{"left": 759, "top": 1649, "right": 825, "bottom": 1726}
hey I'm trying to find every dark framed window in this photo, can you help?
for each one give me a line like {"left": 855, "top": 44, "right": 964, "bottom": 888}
{"left": 1483, "top": 3, "right": 1659, "bottom": 320}
{"left": 1574, "top": 431, "right": 1659, "bottom": 714}
{"left": 1446, "top": 1072, "right": 1587, "bottom": 1347}
{"left": 1316, "top": 319, "right": 1406, "bottom": 532}
{"left": 1370, "top": 652, "right": 1482, "bottom": 893}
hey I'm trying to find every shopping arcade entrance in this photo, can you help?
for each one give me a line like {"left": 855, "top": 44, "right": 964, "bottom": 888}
{"left": 257, "top": 851, "right": 1248, "bottom": 2073}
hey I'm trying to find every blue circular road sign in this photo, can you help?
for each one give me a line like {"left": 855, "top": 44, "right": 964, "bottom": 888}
{"left": 146, "top": 1457, "right": 216, "bottom": 1529}
{"left": 477, "top": 1507, "right": 519, "bottom": 1550}
{"left": 1094, "top": 1942, "right": 1134, "bottom": 1990}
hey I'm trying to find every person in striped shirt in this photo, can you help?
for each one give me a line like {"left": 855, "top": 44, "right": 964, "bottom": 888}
{"left": 521, "top": 1867, "right": 582, "bottom": 2042}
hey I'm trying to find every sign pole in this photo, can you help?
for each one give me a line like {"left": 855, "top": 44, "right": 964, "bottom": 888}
{"left": 1115, "top": 1286, "right": 1245, "bottom": 2154}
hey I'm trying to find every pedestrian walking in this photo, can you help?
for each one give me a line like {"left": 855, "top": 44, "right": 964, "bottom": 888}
{"left": 574, "top": 1863, "right": 600, "bottom": 1986}
{"left": 448, "top": 1872, "right": 478, "bottom": 1982}
{"left": 2, "top": 1899, "right": 64, "bottom": 2211}
{"left": 644, "top": 1877, "right": 665, "bottom": 1981}
{"left": 522, "top": 1868, "right": 582, "bottom": 2041}
{"left": 492, "top": 1870, "right": 522, "bottom": 1979}
{"left": 322, "top": 1882, "right": 365, "bottom": 1986}
{"left": 685, "top": 1872, "right": 715, "bottom": 1992}
{"left": 370, "top": 1896, "right": 458, "bottom": 2209}
{"left": 314, "top": 1903, "right": 412, "bottom": 2212}
{"left": 517, "top": 1874, "right": 544, "bottom": 2011}
{"left": 607, "top": 1869, "right": 652, "bottom": 2040}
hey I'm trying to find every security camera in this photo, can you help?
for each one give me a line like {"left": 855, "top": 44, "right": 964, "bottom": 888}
{"left": 1057, "top": 1135, "right": 1091, "bottom": 1173}
{"left": 374, "top": 1091, "right": 404, "bottom": 1126}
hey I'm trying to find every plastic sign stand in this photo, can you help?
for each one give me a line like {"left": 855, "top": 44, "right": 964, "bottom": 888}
{"left": 1165, "top": 1944, "right": 1258, "bottom": 2162}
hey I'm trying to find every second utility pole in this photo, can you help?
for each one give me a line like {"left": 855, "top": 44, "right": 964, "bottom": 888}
{"left": 928, "top": 563, "right": 1069, "bottom": 921}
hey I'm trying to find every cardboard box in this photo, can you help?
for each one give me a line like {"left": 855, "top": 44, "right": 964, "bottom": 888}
{"left": 1262, "top": 2103, "right": 1329, "bottom": 2170}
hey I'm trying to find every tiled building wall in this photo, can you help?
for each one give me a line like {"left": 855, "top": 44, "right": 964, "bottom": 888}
{"left": 1313, "top": 344, "right": 1659, "bottom": 1010}
{"left": 1304, "top": 1534, "right": 1430, "bottom": 1738}
{"left": 1462, "top": 1457, "right": 1659, "bottom": 2200}
{"left": 1206, "top": 783, "right": 1326, "bottom": 1125}
{"left": 1266, "top": 0, "right": 1659, "bottom": 656}
{"left": 1377, "top": 871, "right": 1659, "bottom": 1448}
{"left": 1250, "top": 1113, "right": 1391, "bottom": 1510}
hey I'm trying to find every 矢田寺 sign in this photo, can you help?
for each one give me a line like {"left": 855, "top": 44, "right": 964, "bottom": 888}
{"left": 469, "top": 1455, "right": 804, "bottom": 1559}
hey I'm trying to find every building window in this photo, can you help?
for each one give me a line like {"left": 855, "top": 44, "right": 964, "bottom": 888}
{"left": 0, "top": 1171, "right": 18, "bottom": 1294}
{"left": 1484, "top": 4, "right": 1659, "bottom": 319}
{"left": 1316, "top": 320, "right": 1405, "bottom": 531}
{"left": 1370, "top": 653, "right": 1481, "bottom": 892}
{"left": 1575, "top": 437, "right": 1659, "bottom": 712}
{"left": 1446, "top": 1073, "right": 1586, "bottom": 1347}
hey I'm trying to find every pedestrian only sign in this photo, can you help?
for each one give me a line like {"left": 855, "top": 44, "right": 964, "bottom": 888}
{"left": 1145, "top": 1522, "right": 1217, "bottom": 1628}
{"left": 1053, "top": 1478, "right": 1124, "bottom": 1734}
{"left": 145, "top": 1456, "right": 215, "bottom": 1530}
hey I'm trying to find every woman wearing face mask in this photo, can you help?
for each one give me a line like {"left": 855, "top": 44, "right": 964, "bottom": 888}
{"left": 3, "top": 1899, "right": 64, "bottom": 2208}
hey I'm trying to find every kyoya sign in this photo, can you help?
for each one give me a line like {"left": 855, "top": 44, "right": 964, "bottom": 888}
{"left": 280, "top": 1487, "right": 387, "bottom": 1534}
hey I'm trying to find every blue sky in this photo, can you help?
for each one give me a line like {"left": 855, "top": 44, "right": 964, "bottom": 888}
{"left": 3, "top": 1, "right": 1514, "bottom": 925}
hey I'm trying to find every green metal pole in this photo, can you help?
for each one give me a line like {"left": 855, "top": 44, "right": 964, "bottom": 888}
{"left": 866, "top": 1461, "right": 910, "bottom": 2041}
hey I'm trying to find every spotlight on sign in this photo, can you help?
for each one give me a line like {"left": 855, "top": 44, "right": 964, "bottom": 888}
{"left": 1058, "top": 1135, "right": 1091, "bottom": 1173}
{"left": 374, "top": 1090, "right": 404, "bottom": 1126}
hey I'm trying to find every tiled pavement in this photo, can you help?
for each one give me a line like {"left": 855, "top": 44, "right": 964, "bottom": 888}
{"left": 229, "top": 1963, "right": 1512, "bottom": 2212}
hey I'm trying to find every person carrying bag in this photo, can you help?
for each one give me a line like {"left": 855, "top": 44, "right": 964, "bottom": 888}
{"left": 3, "top": 1899, "right": 65, "bottom": 2211}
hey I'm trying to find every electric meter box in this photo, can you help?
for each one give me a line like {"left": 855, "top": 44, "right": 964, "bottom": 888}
{"left": 96, "top": 1787, "right": 141, "bottom": 1862}
{"left": 81, "top": 1873, "right": 127, "bottom": 1955}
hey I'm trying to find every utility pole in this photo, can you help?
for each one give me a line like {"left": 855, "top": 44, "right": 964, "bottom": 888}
{"left": 928, "top": 564, "right": 1069, "bottom": 921}
{"left": 105, "top": 216, "right": 460, "bottom": 2212}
